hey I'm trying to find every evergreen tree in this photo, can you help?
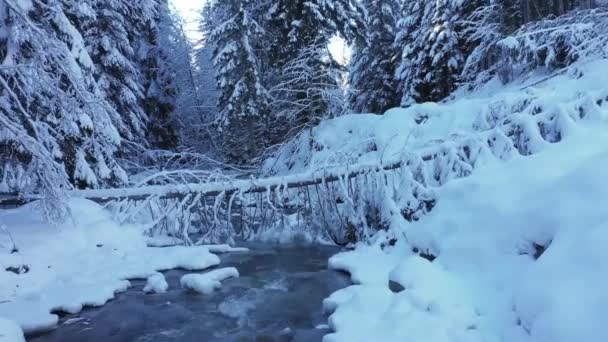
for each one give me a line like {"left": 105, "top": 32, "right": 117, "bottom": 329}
{"left": 270, "top": 38, "right": 347, "bottom": 133}
{"left": 209, "top": 0, "right": 271, "bottom": 163}
{"left": 197, "top": 0, "right": 224, "bottom": 124}
{"left": 81, "top": 0, "right": 154, "bottom": 143}
{"left": 461, "top": 0, "right": 598, "bottom": 86}
{"left": 262, "top": 0, "right": 361, "bottom": 139}
{"left": 263, "top": 0, "right": 359, "bottom": 66}
{"left": 0, "top": 0, "right": 126, "bottom": 193}
{"left": 349, "top": 0, "right": 400, "bottom": 114}
{"left": 395, "top": 0, "right": 466, "bottom": 105}
{"left": 139, "top": 0, "right": 182, "bottom": 150}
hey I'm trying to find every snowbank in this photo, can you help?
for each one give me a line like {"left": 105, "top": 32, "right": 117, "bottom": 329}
{"left": 320, "top": 59, "right": 608, "bottom": 342}
{"left": 0, "top": 199, "right": 244, "bottom": 336}
{"left": 328, "top": 242, "right": 410, "bottom": 285}
{"left": 180, "top": 267, "right": 239, "bottom": 294}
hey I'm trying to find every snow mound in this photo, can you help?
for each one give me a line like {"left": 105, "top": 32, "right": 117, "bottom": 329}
{"left": 180, "top": 267, "right": 240, "bottom": 295}
{"left": 323, "top": 285, "right": 394, "bottom": 342}
{"left": 515, "top": 223, "right": 608, "bottom": 342}
{"left": 143, "top": 273, "right": 169, "bottom": 294}
{"left": 328, "top": 242, "right": 410, "bottom": 285}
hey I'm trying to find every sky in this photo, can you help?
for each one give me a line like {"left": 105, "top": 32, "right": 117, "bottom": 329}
{"left": 169, "top": 0, "right": 350, "bottom": 63}
{"left": 170, "top": 0, "right": 204, "bottom": 43}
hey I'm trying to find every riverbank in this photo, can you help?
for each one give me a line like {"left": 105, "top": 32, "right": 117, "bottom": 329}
{"left": 28, "top": 243, "right": 348, "bottom": 342}
{"left": 0, "top": 199, "right": 244, "bottom": 340}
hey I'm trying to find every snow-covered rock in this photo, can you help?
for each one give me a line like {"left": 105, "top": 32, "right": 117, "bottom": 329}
{"left": 143, "top": 273, "right": 169, "bottom": 294}
{"left": 180, "top": 267, "right": 240, "bottom": 295}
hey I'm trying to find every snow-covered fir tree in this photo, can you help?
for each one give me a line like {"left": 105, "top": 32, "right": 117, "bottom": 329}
{"left": 270, "top": 38, "right": 347, "bottom": 135}
{"left": 208, "top": 0, "right": 271, "bottom": 164}
{"left": 262, "top": 0, "right": 361, "bottom": 142}
{"left": 193, "top": 0, "right": 224, "bottom": 151}
{"left": 348, "top": 0, "right": 401, "bottom": 114}
{"left": 1, "top": 0, "right": 190, "bottom": 195}
{"left": 0, "top": 0, "right": 126, "bottom": 194}
{"left": 81, "top": 0, "right": 155, "bottom": 144}
{"left": 138, "top": 1, "right": 184, "bottom": 150}
{"left": 461, "top": 0, "right": 601, "bottom": 86}
{"left": 395, "top": 0, "right": 466, "bottom": 105}
{"left": 262, "top": 0, "right": 359, "bottom": 67}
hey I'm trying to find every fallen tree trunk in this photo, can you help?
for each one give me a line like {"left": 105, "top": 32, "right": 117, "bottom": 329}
{"left": 70, "top": 160, "right": 409, "bottom": 203}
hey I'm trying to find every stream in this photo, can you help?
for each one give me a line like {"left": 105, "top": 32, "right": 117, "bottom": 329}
{"left": 30, "top": 243, "right": 350, "bottom": 342}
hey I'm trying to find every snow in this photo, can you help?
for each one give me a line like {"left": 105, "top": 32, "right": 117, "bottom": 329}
{"left": 0, "top": 318, "right": 24, "bottom": 342}
{"left": 143, "top": 273, "right": 168, "bottom": 294}
{"left": 0, "top": 199, "right": 245, "bottom": 337}
{"left": 314, "top": 59, "right": 608, "bottom": 342}
{"left": 328, "top": 242, "right": 410, "bottom": 285}
{"left": 180, "top": 267, "right": 240, "bottom": 295}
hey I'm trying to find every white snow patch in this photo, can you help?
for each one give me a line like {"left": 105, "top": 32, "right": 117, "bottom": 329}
{"left": 180, "top": 267, "right": 239, "bottom": 295}
{"left": 0, "top": 317, "right": 25, "bottom": 342}
{"left": 329, "top": 241, "right": 411, "bottom": 286}
{"left": 143, "top": 273, "right": 168, "bottom": 294}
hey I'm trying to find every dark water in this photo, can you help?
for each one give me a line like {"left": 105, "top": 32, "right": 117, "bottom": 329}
{"left": 30, "top": 243, "right": 349, "bottom": 342}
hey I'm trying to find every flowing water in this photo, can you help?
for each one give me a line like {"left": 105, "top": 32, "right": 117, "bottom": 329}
{"left": 30, "top": 243, "right": 350, "bottom": 342}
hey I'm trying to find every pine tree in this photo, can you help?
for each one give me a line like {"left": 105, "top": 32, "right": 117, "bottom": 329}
{"left": 460, "top": 0, "right": 598, "bottom": 87}
{"left": 0, "top": 0, "right": 126, "bottom": 194}
{"left": 197, "top": 0, "right": 223, "bottom": 123}
{"left": 349, "top": 0, "right": 400, "bottom": 114}
{"left": 139, "top": 0, "right": 182, "bottom": 150}
{"left": 395, "top": 0, "right": 466, "bottom": 105}
{"left": 209, "top": 0, "right": 271, "bottom": 163}
{"left": 263, "top": 0, "right": 359, "bottom": 66}
{"left": 262, "top": 0, "right": 361, "bottom": 139}
{"left": 81, "top": 0, "right": 154, "bottom": 143}
{"left": 155, "top": 4, "right": 200, "bottom": 150}
{"left": 271, "top": 38, "right": 346, "bottom": 133}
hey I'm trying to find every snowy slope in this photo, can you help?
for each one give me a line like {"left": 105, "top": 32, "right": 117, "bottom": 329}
{"left": 325, "top": 122, "right": 608, "bottom": 342}
{"left": 265, "top": 59, "right": 608, "bottom": 176}
{"left": 0, "top": 199, "right": 244, "bottom": 338}
{"left": 307, "top": 59, "right": 608, "bottom": 341}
